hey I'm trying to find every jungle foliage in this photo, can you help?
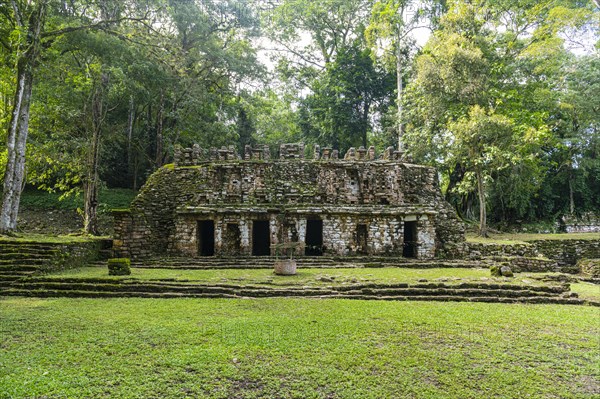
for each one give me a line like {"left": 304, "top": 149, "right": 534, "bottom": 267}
{"left": 0, "top": 0, "right": 598, "bottom": 234}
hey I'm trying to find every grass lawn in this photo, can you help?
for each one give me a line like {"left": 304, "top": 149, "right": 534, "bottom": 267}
{"left": 571, "top": 282, "right": 600, "bottom": 302}
{"left": 466, "top": 232, "right": 600, "bottom": 245}
{"left": 17, "top": 188, "right": 137, "bottom": 211}
{"left": 0, "top": 297, "right": 598, "bottom": 399}
{"left": 0, "top": 233, "right": 106, "bottom": 244}
{"left": 44, "top": 266, "right": 526, "bottom": 287}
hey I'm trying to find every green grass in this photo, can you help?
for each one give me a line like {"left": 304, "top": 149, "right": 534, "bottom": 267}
{"left": 18, "top": 188, "right": 137, "bottom": 211}
{"left": 571, "top": 282, "right": 600, "bottom": 302}
{"left": 0, "top": 297, "right": 597, "bottom": 398}
{"left": 45, "top": 267, "right": 512, "bottom": 287}
{"left": 466, "top": 232, "right": 600, "bottom": 245}
{"left": 0, "top": 233, "right": 107, "bottom": 244}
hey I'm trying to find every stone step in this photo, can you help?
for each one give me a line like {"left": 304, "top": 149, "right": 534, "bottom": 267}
{"left": 0, "top": 273, "right": 33, "bottom": 290}
{"left": 131, "top": 263, "right": 480, "bottom": 270}
{"left": 2, "top": 288, "right": 589, "bottom": 305}
{"left": 140, "top": 257, "right": 479, "bottom": 263}
{"left": 2, "top": 242, "right": 61, "bottom": 247}
{"left": 0, "top": 264, "right": 39, "bottom": 274}
{"left": 0, "top": 274, "right": 30, "bottom": 280}
{"left": 0, "top": 253, "right": 57, "bottom": 261}
{"left": 129, "top": 257, "right": 483, "bottom": 270}
{"left": 25, "top": 277, "right": 568, "bottom": 294}
{"left": 0, "top": 258, "right": 52, "bottom": 265}
{"left": 11, "top": 279, "right": 569, "bottom": 299}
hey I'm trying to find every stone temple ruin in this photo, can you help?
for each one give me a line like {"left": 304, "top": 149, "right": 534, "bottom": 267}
{"left": 113, "top": 143, "right": 465, "bottom": 259}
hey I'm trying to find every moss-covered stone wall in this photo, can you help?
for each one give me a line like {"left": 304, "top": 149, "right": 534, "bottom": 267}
{"left": 467, "top": 239, "right": 600, "bottom": 273}
{"left": 113, "top": 145, "right": 465, "bottom": 259}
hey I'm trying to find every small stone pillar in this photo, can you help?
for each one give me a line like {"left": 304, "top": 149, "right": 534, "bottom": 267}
{"left": 192, "top": 144, "right": 201, "bottom": 165}
{"left": 269, "top": 216, "right": 279, "bottom": 256}
{"left": 297, "top": 218, "right": 307, "bottom": 244}
{"left": 382, "top": 146, "right": 394, "bottom": 160}
{"left": 262, "top": 145, "right": 271, "bottom": 160}
{"left": 174, "top": 145, "right": 183, "bottom": 167}
{"left": 357, "top": 146, "right": 367, "bottom": 161}
{"left": 417, "top": 216, "right": 436, "bottom": 259}
{"left": 367, "top": 146, "right": 376, "bottom": 160}
{"left": 251, "top": 148, "right": 262, "bottom": 160}
{"left": 344, "top": 147, "right": 356, "bottom": 160}
{"left": 239, "top": 218, "right": 251, "bottom": 255}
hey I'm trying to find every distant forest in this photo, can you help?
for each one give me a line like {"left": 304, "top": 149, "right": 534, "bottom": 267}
{"left": 1, "top": 0, "right": 599, "bottom": 235}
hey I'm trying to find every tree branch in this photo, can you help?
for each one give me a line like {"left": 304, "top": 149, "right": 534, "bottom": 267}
{"left": 9, "top": 0, "right": 23, "bottom": 27}
{"left": 41, "top": 13, "right": 151, "bottom": 38}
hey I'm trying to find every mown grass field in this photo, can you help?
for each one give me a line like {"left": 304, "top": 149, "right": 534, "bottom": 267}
{"left": 0, "top": 297, "right": 598, "bottom": 399}
{"left": 47, "top": 267, "right": 494, "bottom": 286}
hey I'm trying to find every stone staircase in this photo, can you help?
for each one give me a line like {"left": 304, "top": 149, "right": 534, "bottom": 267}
{"left": 1, "top": 275, "right": 586, "bottom": 305}
{"left": 131, "top": 256, "right": 484, "bottom": 270}
{"left": 1, "top": 242, "right": 595, "bottom": 305}
{"left": 0, "top": 238, "right": 111, "bottom": 293}
{"left": 0, "top": 242, "right": 61, "bottom": 289}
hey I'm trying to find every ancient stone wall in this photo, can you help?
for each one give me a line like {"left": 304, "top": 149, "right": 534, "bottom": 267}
{"left": 113, "top": 144, "right": 466, "bottom": 259}
{"left": 560, "top": 213, "right": 600, "bottom": 233}
{"left": 529, "top": 239, "right": 600, "bottom": 270}
{"left": 466, "top": 239, "right": 600, "bottom": 273}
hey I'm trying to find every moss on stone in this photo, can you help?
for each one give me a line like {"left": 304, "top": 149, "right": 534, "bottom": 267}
{"left": 108, "top": 258, "right": 131, "bottom": 276}
{"left": 490, "top": 265, "right": 502, "bottom": 277}
{"left": 578, "top": 259, "right": 599, "bottom": 277}
{"left": 111, "top": 208, "right": 131, "bottom": 214}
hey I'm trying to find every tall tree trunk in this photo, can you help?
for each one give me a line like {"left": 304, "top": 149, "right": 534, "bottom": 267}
{"left": 155, "top": 91, "right": 165, "bottom": 167}
{"left": 9, "top": 68, "right": 34, "bottom": 229}
{"left": 83, "top": 78, "right": 107, "bottom": 236}
{"left": 127, "top": 96, "right": 135, "bottom": 189}
{"left": 396, "top": 41, "right": 404, "bottom": 151}
{"left": 568, "top": 168, "right": 575, "bottom": 215}
{"left": 476, "top": 167, "right": 488, "bottom": 237}
{"left": 133, "top": 154, "right": 139, "bottom": 191}
{"left": 0, "top": 2, "right": 46, "bottom": 233}
{"left": 361, "top": 102, "right": 370, "bottom": 148}
{"left": 1, "top": 67, "right": 27, "bottom": 233}
{"left": 395, "top": 10, "right": 405, "bottom": 152}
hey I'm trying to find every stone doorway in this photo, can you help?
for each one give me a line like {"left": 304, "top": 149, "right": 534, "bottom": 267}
{"left": 403, "top": 221, "right": 418, "bottom": 258}
{"left": 252, "top": 220, "right": 271, "bottom": 256}
{"left": 356, "top": 224, "right": 368, "bottom": 254}
{"left": 305, "top": 219, "right": 323, "bottom": 256}
{"left": 197, "top": 220, "right": 215, "bottom": 256}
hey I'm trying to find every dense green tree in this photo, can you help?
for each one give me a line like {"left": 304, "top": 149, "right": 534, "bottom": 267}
{"left": 1, "top": 0, "right": 264, "bottom": 234}
{"left": 0, "top": 0, "right": 155, "bottom": 233}
{"left": 299, "top": 43, "right": 394, "bottom": 151}
{"left": 404, "top": 0, "right": 599, "bottom": 231}
{"left": 535, "top": 55, "right": 600, "bottom": 218}
{"left": 1, "top": 0, "right": 598, "bottom": 235}
{"left": 268, "top": 0, "right": 396, "bottom": 151}
{"left": 367, "top": 0, "right": 447, "bottom": 150}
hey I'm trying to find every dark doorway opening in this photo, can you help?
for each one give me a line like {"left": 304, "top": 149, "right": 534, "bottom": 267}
{"left": 403, "top": 221, "right": 418, "bottom": 258}
{"left": 197, "top": 220, "right": 215, "bottom": 256}
{"left": 356, "top": 224, "right": 368, "bottom": 254}
{"left": 305, "top": 219, "right": 323, "bottom": 256}
{"left": 252, "top": 220, "right": 271, "bottom": 256}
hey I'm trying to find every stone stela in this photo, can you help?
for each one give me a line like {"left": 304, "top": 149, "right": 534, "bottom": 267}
{"left": 112, "top": 143, "right": 465, "bottom": 259}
